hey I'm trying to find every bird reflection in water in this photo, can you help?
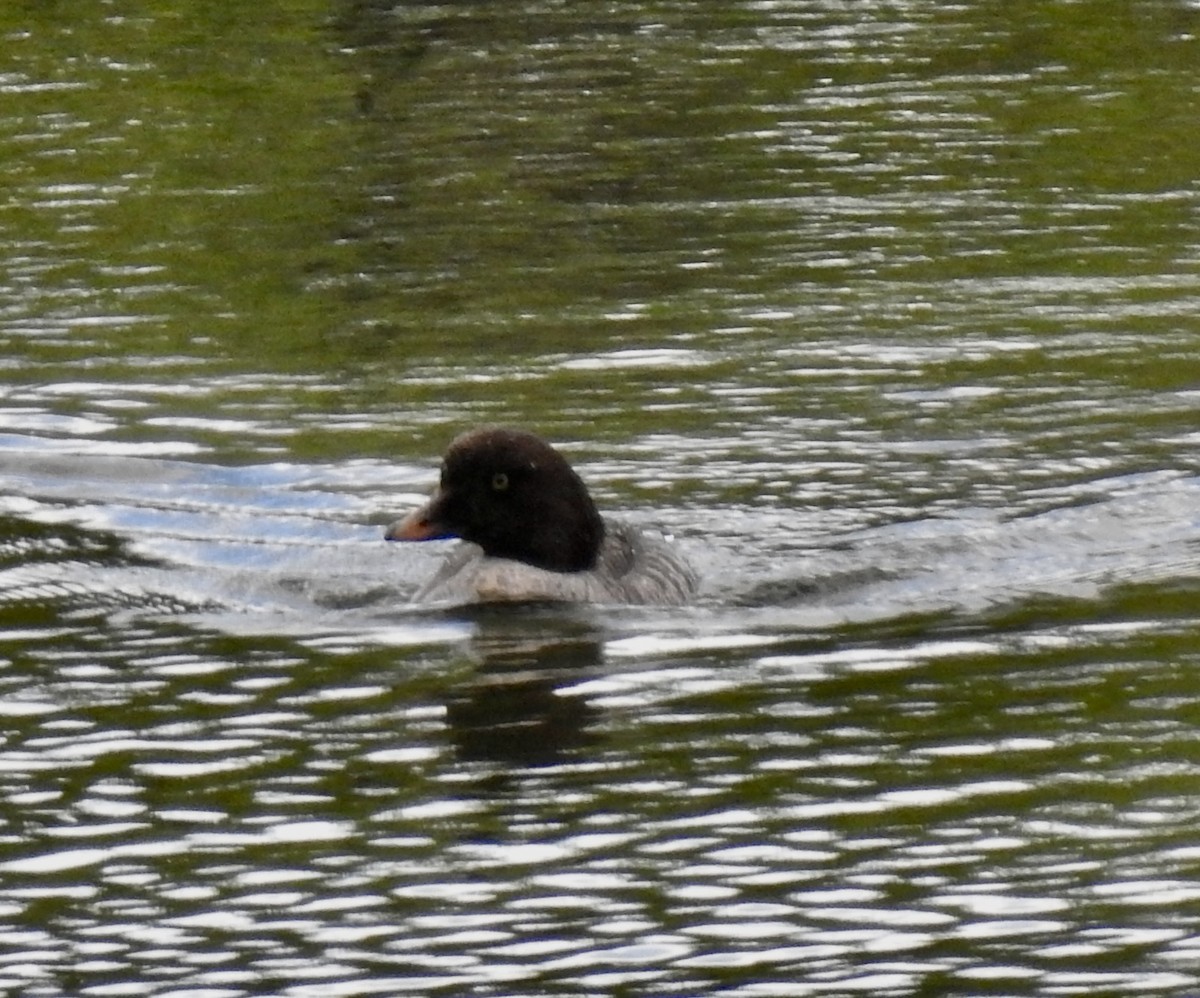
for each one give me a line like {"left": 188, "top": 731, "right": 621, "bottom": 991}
{"left": 444, "top": 624, "right": 604, "bottom": 767}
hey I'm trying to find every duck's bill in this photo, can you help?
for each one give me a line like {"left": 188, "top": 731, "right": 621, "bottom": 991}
{"left": 384, "top": 504, "right": 456, "bottom": 542}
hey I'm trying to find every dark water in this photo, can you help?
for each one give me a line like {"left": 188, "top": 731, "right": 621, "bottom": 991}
{"left": 3, "top": 2, "right": 1200, "bottom": 995}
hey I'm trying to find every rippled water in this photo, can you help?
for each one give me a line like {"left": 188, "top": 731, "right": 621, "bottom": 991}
{"left": 3, "top": 1, "right": 1200, "bottom": 996}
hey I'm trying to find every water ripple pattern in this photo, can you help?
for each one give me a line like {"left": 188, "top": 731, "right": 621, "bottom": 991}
{"left": 2, "top": 2, "right": 1200, "bottom": 997}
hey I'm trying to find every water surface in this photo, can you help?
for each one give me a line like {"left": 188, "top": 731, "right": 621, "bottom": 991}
{"left": 2, "top": 2, "right": 1200, "bottom": 995}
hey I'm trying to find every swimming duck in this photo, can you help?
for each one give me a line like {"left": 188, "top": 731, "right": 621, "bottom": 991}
{"left": 385, "top": 426, "right": 698, "bottom": 606}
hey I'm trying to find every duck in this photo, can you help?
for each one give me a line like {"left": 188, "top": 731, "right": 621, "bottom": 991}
{"left": 385, "top": 426, "right": 698, "bottom": 606}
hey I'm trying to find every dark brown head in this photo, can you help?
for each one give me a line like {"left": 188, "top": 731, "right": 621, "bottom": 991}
{"left": 385, "top": 427, "right": 606, "bottom": 572}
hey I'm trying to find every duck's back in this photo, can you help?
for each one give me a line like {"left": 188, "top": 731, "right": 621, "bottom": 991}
{"left": 591, "top": 520, "right": 698, "bottom": 606}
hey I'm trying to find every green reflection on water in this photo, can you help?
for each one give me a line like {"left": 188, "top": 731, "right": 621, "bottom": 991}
{"left": 4, "top": 2, "right": 1198, "bottom": 358}
{"left": 1, "top": 0, "right": 1198, "bottom": 466}
{"left": 1, "top": 0, "right": 358, "bottom": 372}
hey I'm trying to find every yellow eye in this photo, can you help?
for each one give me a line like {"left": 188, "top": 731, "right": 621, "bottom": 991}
{"left": 491, "top": 472, "right": 509, "bottom": 491}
